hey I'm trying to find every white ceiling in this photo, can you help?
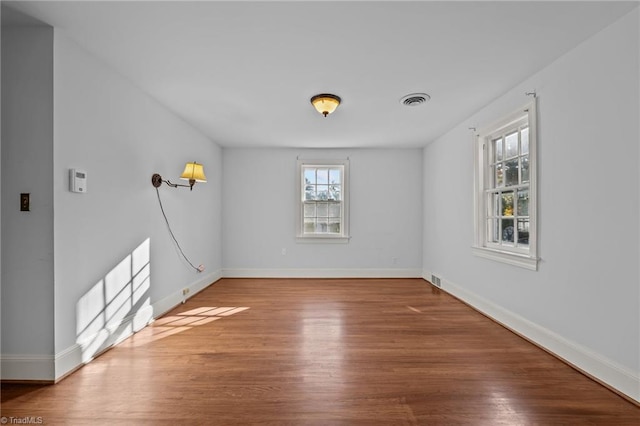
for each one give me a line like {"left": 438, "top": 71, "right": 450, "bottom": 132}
{"left": 5, "top": 1, "right": 637, "bottom": 148}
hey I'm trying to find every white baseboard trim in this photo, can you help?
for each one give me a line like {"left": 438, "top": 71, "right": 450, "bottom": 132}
{"left": 55, "top": 343, "right": 83, "bottom": 380}
{"left": 222, "top": 268, "right": 423, "bottom": 279}
{"left": 1, "top": 270, "right": 222, "bottom": 382}
{"left": 422, "top": 270, "right": 640, "bottom": 404}
{"left": 1, "top": 354, "right": 55, "bottom": 381}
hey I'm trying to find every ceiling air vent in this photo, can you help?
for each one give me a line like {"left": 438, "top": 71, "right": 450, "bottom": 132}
{"left": 400, "top": 93, "right": 431, "bottom": 107}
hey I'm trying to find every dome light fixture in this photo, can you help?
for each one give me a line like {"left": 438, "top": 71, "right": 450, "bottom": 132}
{"left": 310, "top": 93, "right": 341, "bottom": 117}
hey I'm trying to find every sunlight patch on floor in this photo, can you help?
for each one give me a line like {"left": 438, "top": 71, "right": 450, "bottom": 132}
{"left": 126, "top": 306, "right": 250, "bottom": 347}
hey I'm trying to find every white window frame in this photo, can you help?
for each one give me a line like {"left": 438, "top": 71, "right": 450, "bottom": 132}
{"left": 473, "top": 100, "right": 538, "bottom": 270}
{"left": 296, "top": 159, "right": 350, "bottom": 243}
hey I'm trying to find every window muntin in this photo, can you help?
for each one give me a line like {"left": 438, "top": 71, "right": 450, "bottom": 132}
{"left": 473, "top": 101, "right": 537, "bottom": 270}
{"left": 297, "top": 159, "right": 350, "bottom": 242}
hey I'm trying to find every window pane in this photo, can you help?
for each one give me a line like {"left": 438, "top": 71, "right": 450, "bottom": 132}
{"left": 521, "top": 127, "right": 529, "bottom": 155}
{"left": 488, "top": 219, "right": 499, "bottom": 243}
{"left": 517, "top": 189, "right": 529, "bottom": 216}
{"left": 495, "top": 163, "right": 504, "bottom": 187}
{"left": 317, "top": 203, "right": 328, "bottom": 217}
{"left": 505, "top": 131, "right": 518, "bottom": 158}
{"left": 329, "top": 203, "right": 341, "bottom": 218}
{"left": 502, "top": 191, "right": 514, "bottom": 216}
{"left": 316, "top": 169, "right": 329, "bottom": 184}
{"left": 316, "top": 184, "right": 329, "bottom": 200}
{"left": 328, "top": 220, "right": 340, "bottom": 234}
{"left": 328, "top": 184, "right": 341, "bottom": 201}
{"left": 304, "top": 169, "right": 316, "bottom": 185}
{"left": 493, "top": 137, "right": 503, "bottom": 162}
{"left": 329, "top": 168, "right": 341, "bottom": 184}
{"left": 304, "top": 185, "right": 316, "bottom": 201}
{"left": 304, "top": 218, "right": 315, "bottom": 233}
{"left": 304, "top": 203, "right": 316, "bottom": 217}
{"left": 502, "top": 218, "right": 514, "bottom": 243}
{"left": 521, "top": 155, "right": 530, "bottom": 183}
{"left": 316, "top": 218, "right": 328, "bottom": 233}
{"left": 304, "top": 167, "right": 316, "bottom": 200}
{"left": 517, "top": 219, "right": 529, "bottom": 246}
{"left": 504, "top": 159, "right": 519, "bottom": 186}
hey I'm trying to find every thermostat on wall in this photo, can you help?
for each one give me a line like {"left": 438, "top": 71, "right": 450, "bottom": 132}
{"left": 69, "top": 169, "right": 87, "bottom": 193}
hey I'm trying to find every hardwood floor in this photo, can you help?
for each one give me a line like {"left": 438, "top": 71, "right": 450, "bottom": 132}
{"left": 2, "top": 278, "right": 638, "bottom": 425}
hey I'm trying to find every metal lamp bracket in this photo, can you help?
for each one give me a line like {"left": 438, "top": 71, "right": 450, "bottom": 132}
{"left": 151, "top": 173, "right": 163, "bottom": 188}
{"left": 151, "top": 173, "right": 194, "bottom": 190}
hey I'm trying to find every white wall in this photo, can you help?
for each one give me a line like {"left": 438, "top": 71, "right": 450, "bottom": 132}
{"left": 1, "top": 5, "right": 3, "bottom": 373}
{"left": 223, "top": 148, "right": 422, "bottom": 277}
{"left": 52, "top": 32, "right": 223, "bottom": 376}
{"left": 1, "top": 21, "right": 222, "bottom": 380}
{"left": 1, "top": 24, "right": 55, "bottom": 379}
{"left": 423, "top": 9, "right": 639, "bottom": 402}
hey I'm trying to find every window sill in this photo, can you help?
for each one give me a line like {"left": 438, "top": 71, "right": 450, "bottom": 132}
{"left": 297, "top": 235, "right": 351, "bottom": 244}
{"left": 472, "top": 246, "right": 538, "bottom": 271}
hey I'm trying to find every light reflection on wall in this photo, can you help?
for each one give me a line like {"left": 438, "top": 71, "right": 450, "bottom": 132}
{"left": 76, "top": 238, "right": 153, "bottom": 363}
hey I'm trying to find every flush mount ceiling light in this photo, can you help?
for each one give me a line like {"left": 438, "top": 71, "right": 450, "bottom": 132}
{"left": 400, "top": 93, "right": 431, "bottom": 107}
{"left": 310, "top": 93, "right": 341, "bottom": 117}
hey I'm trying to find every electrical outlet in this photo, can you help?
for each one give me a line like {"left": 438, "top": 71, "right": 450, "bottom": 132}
{"left": 182, "top": 288, "right": 190, "bottom": 296}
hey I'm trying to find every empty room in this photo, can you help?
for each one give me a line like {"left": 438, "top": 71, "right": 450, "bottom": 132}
{"left": 1, "top": 1, "right": 639, "bottom": 424}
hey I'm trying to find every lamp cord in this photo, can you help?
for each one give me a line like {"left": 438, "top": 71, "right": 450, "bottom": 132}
{"left": 155, "top": 187, "right": 200, "bottom": 272}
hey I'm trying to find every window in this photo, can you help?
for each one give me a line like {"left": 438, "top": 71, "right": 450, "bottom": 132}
{"left": 296, "top": 159, "right": 350, "bottom": 243}
{"left": 473, "top": 101, "right": 538, "bottom": 270}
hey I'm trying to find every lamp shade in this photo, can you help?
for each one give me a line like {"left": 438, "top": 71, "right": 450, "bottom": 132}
{"left": 180, "top": 162, "right": 207, "bottom": 183}
{"left": 310, "top": 94, "right": 341, "bottom": 117}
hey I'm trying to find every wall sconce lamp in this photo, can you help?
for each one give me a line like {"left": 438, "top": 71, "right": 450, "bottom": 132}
{"left": 310, "top": 93, "right": 341, "bottom": 117}
{"left": 152, "top": 162, "right": 207, "bottom": 191}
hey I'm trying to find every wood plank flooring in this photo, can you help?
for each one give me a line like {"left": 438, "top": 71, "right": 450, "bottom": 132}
{"left": 2, "top": 278, "right": 639, "bottom": 425}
